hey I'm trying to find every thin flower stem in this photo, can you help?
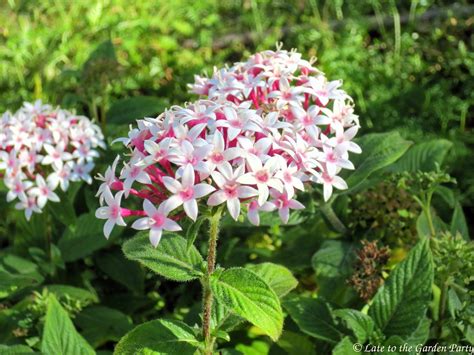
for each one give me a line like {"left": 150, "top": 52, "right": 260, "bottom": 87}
{"left": 202, "top": 207, "right": 223, "bottom": 355}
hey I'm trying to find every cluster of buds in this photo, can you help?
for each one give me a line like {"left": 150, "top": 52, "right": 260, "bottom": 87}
{"left": 96, "top": 46, "right": 361, "bottom": 246}
{"left": 0, "top": 100, "right": 105, "bottom": 219}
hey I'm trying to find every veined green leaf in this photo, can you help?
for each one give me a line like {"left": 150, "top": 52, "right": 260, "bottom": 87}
{"left": 283, "top": 296, "right": 343, "bottom": 344}
{"left": 41, "top": 295, "right": 95, "bottom": 355}
{"left": 333, "top": 337, "right": 358, "bottom": 355}
{"left": 122, "top": 232, "right": 204, "bottom": 281}
{"left": 368, "top": 239, "right": 434, "bottom": 338}
{"left": 387, "top": 139, "right": 452, "bottom": 172}
{"left": 344, "top": 132, "right": 412, "bottom": 193}
{"left": 246, "top": 263, "right": 298, "bottom": 298}
{"left": 114, "top": 319, "right": 198, "bottom": 355}
{"left": 333, "top": 309, "right": 375, "bottom": 343}
{"left": 210, "top": 267, "right": 283, "bottom": 341}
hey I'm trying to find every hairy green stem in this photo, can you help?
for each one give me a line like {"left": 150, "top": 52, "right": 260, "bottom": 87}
{"left": 320, "top": 203, "right": 347, "bottom": 234}
{"left": 202, "top": 208, "right": 222, "bottom": 354}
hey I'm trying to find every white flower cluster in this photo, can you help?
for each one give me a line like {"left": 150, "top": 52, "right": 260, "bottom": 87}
{"left": 96, "top": 47, "right": 361, "bottom": 246}
{"left": 0, "top": 100, "right": 105, "bottom": 219}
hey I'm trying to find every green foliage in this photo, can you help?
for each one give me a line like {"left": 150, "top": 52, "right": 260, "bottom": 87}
{"left": 368, "top": 239, "right": 434, "bottom": 338}
{"left": 246, "top": 262, "right": 298, "bottom": 298}
{"left": 41, "top": 295, "right": 95, "bottom": 355}
{"left": 210, "top": 267, "right": 283, "bottom": 341}
{"left": 333, "top": 309, "right": 375, "bottom": 344}
{"left": 122, "top": 232, "right": 204, "bottom": 282}
{"left": 114, "top": 319, "right": 198, "bottom": 355}
{"left": 58, "top": 212, "right": 117, "bottom": 262}
{"left": 75, "top": 306, "right": 133, "bottom": 348}
{"left": 284, "top": 296, "right": 343, "bottom": 344}
{"left": 388, "top": 139, "right": 453, "bottom": 173}
{"left": 107, "top": 96, "right": 169, "bottom": 125}
{"left": 343, "top": 132, "right": 412, "bottom": 193}
{"left": 311, "top": 240, "right": 356, "bottom": 304}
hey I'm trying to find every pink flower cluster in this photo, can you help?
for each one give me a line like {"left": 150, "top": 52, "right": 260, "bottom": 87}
{"left": 96, "top": 47, "right": 360, "bottom": 246}
{"left": 0, "top": 100, "right": 105, "bottom": 219}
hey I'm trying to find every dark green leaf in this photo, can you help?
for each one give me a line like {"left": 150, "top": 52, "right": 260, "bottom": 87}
{"left": 311, "top": 240, "right": 357, "bottom": 304}
{"left": 332, "top": 337, "right": 357, "bottom": 355}
{"left": 114, "top": 319, "right": 198, "bottom": 355}
{"left": 48, "top": 191, "right": 76, "bottom": 226}
{"left": 368, "top": 239, "right": 434, "bottom": 338}
{"left": 43, "top": 284, "right": 98, "bottom": 304}
{"left": 186, "top": 215, "right": 205, "bottom": 251}
{"left": 107, "top": 96, "right": 168, "bottom": 125}
{"left": 451, "top": 203, "right": 469, "bottom": 240}
{"left": 76, "top": 306, "right": 133, "bottom": 348}
{"left": 333, "top": 309, "right": 374, "bottom": 343}
{"left": 283, "top": 296, "right": 342, "bottom": 344}
{"left": 96, "top": 250, "right": 145, "bottom": 293}
{"left": 387, "top": 139, "right": 452, "bottom": 172}
{"left": 58, "top": 213, "right": 119, "bottom": 262}
{"left": 344, "top": 132, "right": 412, "bottom": 193}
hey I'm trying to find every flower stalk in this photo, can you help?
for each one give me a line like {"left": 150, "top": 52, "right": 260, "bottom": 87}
{"left": 202, "top": 207, "right": 223, "bottom": 354}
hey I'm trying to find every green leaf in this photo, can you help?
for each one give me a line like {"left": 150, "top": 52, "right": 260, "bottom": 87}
{"left": 43, "top": 285, "right": 99, "bottom": 304}
{"left": 58, "top": 212, "right": 117, "bottom": 262}
{"left": 76, "top": 306, "right": 133, "bottom": 348}
{"left": 384, "top": 318, "right": 431, "bottom": 353}
{"left": 114, "top": 319, "right": 198, "bottom": 355}
{"left": 0, "top": 255, "right": 44, "bottom": 298}
{"left": 274, "top": 331, "right": 316, "bottom": 355}
{"left": 96, "top": 250, "right": 145, "bottom": 293}
{"left": 235, "top": 340, "right": 269, "bottom": 355}
{"left": 311, "top": 240, "right": 357, "bottom": 304}
{"left": 368, "top": 239, "right": 434, "bottom": 338}
{"left": 185, "top": 215, "right": 205, "bottom": 251}
{"left": 47, "top": 191, "right": 76, "bottom": 226}
{"left": 83, "top": 39, "right": 117, "bottom": 71}
{"left": 107, "top": 96, "right": 168, "bottom": 125}
{"left": 210, "top": 267, "right": 283, "bottom": 341}
{"left": 344, "top": 132, "right": 412, "bottom": 193}
{"left": 41, "top": 295, "right": 95, "bottom": 355}
{"left": 246, "top": 263, "right": 298, "bottom": 298}
{"left": 211, "top": 297, "right": 243, "bottom": 333}
{"left": 122, "top": 232, "right": 204, "bottom": 281}
{"left": 333, "top": 309, "right": 374, "bottom": 343}
{"left": 447, "top": 288, "right": 462, "bottom": 319}
{"left": 451, "top": 203, "right": 469, "bottom": 240}
{"left": 387, "top": 139, "right": 452, "bottom": 172}
{"left": 0, "top": 344, "right": 34, "bottom": 354}
{"left": 332, "top": 337, "right": 357, "bottom": 355}
{"left": 283, "top": 296, "right": 342, "bottom": 344}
